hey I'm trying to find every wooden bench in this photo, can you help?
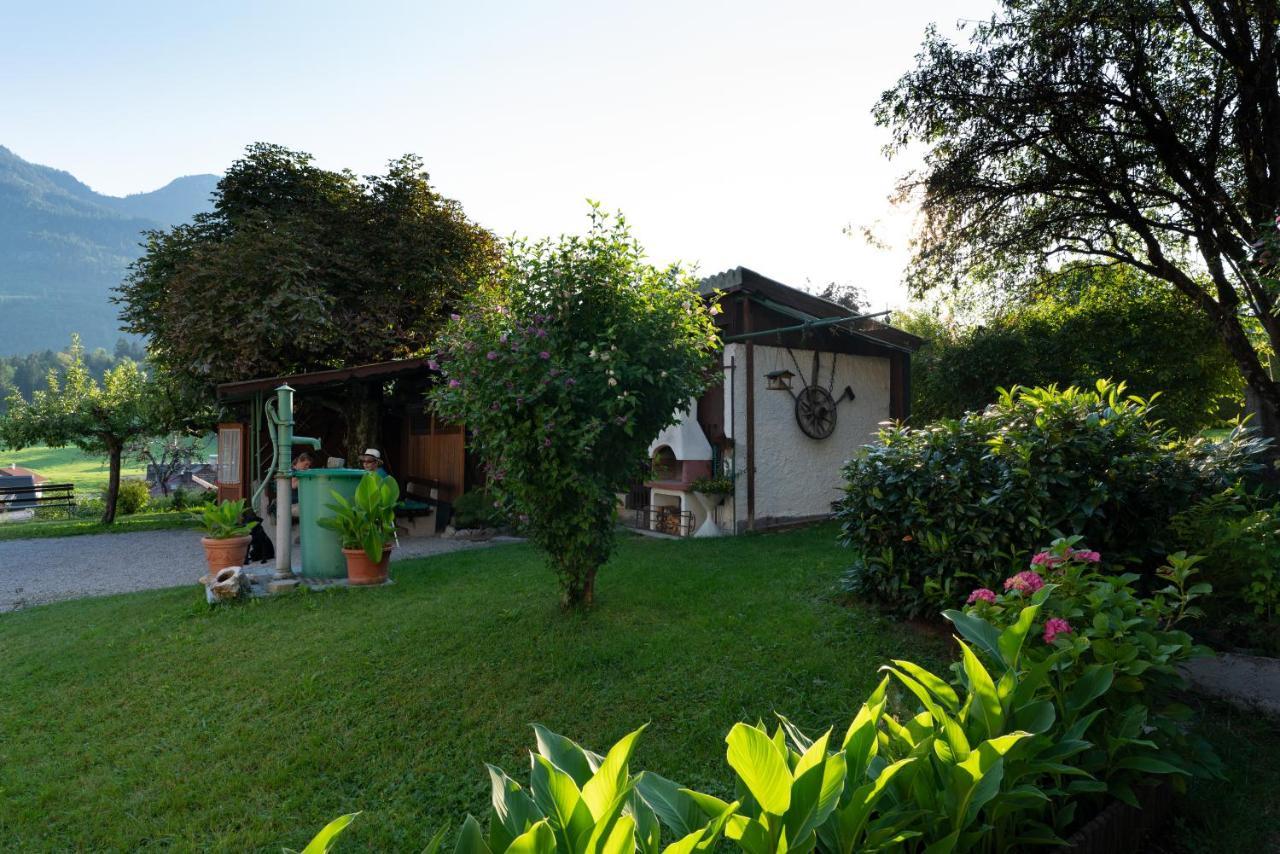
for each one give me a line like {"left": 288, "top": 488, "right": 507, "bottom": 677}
{"left": 0, "top": 478, "right": 76, "bottom": 519}
{"left": 397, "top": 477, "right": 456, "bottom": 534}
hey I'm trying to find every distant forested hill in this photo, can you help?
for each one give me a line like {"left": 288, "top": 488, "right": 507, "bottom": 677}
{"left": 0, "top": 145, "right": 217, "bottom": 355}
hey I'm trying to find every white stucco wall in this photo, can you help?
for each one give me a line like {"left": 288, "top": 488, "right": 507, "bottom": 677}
{"left": 725, "top": 342, "right": 890, "bottom": 528}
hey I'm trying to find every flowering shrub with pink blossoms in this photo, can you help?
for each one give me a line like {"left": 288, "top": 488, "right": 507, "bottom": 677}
{"left": 946, "top": 537, "right": 1222, "bottom": 814}
{"left": 427, "top": 207, "right": 719, "bottom": 607}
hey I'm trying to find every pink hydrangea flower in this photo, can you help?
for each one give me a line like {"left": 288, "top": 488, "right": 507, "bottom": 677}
{"left": 1070, "top": 549, "right": 1101, "bottom": 563}
{"left": 1030, "top": 551, "right": 1064, "bottom": 568}
{"left": 1004, "top": 571, "right": 1045, "bottom": 595}
{"left": 966, "top": 588, "right": 997, "bottom": 605}
{"left": 1043, "top": 617, "right": 1073, "bottom": 644}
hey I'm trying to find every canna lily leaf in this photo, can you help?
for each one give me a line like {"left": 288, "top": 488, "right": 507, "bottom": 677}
{"left": 959, "top": 641, "right": 1003, "bottom": 741}
{"left": 784, "top": 730, "right": 845, "bottom": 843}
{"left": 299, "top": 812, "right": 360, "bottom": 854}
{"left": 505, "top": 820, "right": 556, "bottom": 854}
{"left": 486, "top": 764, "right": 538, "bottom": 853}
{"left": 423, "top": 824, "right": 451, "bottom": 854}
{"left": 996, "top": 601, "right": 1042, "bottom": 669}
{"left": 580, "top": 782, "right": 638, "bottom": 854}
{"left": 530, "top": 754, "right": 594, "bottom": 853}
{"left": 634, "top": 773, "right": 705, "bottom": 837}
{"left": 581, "top": 725, "right": 646, "bottom": 819}
{"left": 533, "top": 725, "right": 598, "bottom": 786}
{"left": 942, "top": 610, "right": 1003, "bottom": 665}
{"left": 725, "top": 723, "right": 792, "bottom": 816}
{"left": 890, "top": 660, "right": 960, "bottom": 712}
{"left": 453, "top": 815, "right": 493, "bottom": 854}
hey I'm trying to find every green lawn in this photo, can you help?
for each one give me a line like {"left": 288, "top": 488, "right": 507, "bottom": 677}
{"left": 0, "top": 525, "right": 945, "bottom": 850}
{"left": 0, "top": 443, "right": 145, "bottom": 493}
{"left": 0, "top": 509, "right": 197, "bottom": 541}
{"left": 1, "top": 437, "right": 214, "bottom": 494}
{"left": 0, "top": 524, "right": 1273, "bottom": 851}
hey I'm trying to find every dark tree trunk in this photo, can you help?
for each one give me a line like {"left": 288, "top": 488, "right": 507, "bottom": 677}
{"left": 560, "top": 561, "right": 598, "bottom": 608}
{"left": 102, "top": 442, "right": 123, "bottom": 525}
{"left": 341, "top": 384, "right": 382, "bottom": 464}
{"left": 1212, "top": 311, "right": 1280, "bottom": 441}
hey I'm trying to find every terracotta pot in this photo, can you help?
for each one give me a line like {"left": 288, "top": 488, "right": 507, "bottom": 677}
{"left": 201, "top": 535, "right": 251, "bottom": 575}
{"left": 342, "top": 545, "right": 393, "bottom": 586}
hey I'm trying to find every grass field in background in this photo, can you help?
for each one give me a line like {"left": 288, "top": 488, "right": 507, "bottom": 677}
{"left": 0, "top": 437, "right": 215, "bottom": 494}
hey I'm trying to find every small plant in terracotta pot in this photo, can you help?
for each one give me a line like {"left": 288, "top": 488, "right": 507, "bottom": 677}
{"left": 317, "top": 472, "right": 399, "bottom": 585}
{"left": 197, "top": 499, "right": 257, "bottom": 574}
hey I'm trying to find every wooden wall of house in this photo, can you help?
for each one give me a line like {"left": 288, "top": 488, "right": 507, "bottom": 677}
{"left": 397, "top": 414, "right": 466, "bottom": 500}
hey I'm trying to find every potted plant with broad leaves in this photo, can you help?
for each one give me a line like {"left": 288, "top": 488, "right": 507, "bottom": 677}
{"left": 197, "top": 498, "right": 257, "bottom": 574}
{"left": 317, "top": 472, "right": 399, "bottom": 585}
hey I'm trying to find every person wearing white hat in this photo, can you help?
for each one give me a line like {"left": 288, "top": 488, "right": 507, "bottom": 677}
{"left": 357, "top": 448, "right": 389, "bottom": 479}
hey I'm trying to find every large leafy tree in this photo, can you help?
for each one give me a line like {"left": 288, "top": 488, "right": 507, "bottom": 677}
{"left": 0, "top": 338, "right": 206, "bottom": 523}
{"left": 428, "top": 208, "right": 720, "bottom": 607}
{"left": 115, "top": 143, "right": 499, "bottom": 395}
{"left": 878, "top": 0, "right": 1280, "bottom": 437}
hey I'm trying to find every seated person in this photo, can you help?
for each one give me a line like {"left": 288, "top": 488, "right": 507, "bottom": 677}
{"left": 358, "top": 448, "right": 392, "bottom": 480}
{"left": 289, "top": 452, "right": 315, "bottom": 518}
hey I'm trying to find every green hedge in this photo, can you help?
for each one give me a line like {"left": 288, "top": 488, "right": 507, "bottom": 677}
{"left": 897, "top": 266, "right": 1243, "bottom": 435}
{"left": 835, "top": 381, "right": 1266, "bottom": 618}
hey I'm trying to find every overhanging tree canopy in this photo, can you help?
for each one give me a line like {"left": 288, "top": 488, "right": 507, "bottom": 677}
{"left": 115, "top": 143, "right": 499, "bottom": 396}
{"left": 878, "top": 0, "right": 1280, "bottom": 437}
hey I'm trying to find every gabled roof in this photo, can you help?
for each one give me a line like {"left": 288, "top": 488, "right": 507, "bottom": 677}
{"left": 699, "top": 266, "right": 922, "bottom": 352}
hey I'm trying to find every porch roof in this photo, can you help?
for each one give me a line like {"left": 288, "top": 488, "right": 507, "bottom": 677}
{"left": 215, "top": 357, "right": 436, "bottom": 402}
{"left": 699, "top": 266, "right": 923, "bottom": 353}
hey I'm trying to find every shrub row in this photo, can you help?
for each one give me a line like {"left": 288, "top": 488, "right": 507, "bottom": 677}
{"left": 297, "top": 543, "right": 1215, "bottom": 854}
{"left": 834, "top": 381, "right": 1268, "bottom": 619}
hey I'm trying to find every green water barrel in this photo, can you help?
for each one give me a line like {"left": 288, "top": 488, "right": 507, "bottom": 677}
{"left": 295, "top": 468, "right": 366, "bottom": 579}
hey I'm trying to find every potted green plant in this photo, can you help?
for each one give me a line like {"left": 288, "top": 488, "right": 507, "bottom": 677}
{"left": 687, "top": 473, "right": 734, "bottom": 538}
{"left": 689, "top": 473, "right": 734, "bottom": 502}
{"left": 317, "top": 472, "right": 399, "bottom": 585}
{"left": 197, "top": 498, "right": 257, "bottom": 574}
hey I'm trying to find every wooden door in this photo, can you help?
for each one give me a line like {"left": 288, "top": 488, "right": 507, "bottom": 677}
{"left": 216, "top": 422, "right": 248, "bottom": 501}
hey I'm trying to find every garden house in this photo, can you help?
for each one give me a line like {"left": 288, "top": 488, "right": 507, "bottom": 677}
{"left": 214, "top": 358, "right": 474, "bottom": 524}
{"left": 633, "top": 267, "right": 920, "bottom": 536}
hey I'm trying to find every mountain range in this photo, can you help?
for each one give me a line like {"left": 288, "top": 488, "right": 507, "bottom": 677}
{"left": 0, "top": 145, "right": 218, "bottom": 355}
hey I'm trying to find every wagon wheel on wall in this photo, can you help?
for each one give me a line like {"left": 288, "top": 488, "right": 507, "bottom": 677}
{"left": 795, "top": 385, "right": 837, "bottom": 439}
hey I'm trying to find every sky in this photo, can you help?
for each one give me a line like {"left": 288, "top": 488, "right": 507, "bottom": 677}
{"left": 2, "top": 0, "right": 987, "bottom": 313}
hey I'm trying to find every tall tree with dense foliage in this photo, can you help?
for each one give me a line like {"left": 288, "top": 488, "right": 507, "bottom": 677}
{"left": 878, "top": 1, "right": 1280, "bottom": 438}
{"left": 115, "top": 143, "right": 499, "bottom": 395}
{"left": 899, "top": 264, "right": 1243, "bottom": 433}
{"left": 0, "top": 337, "right": 203, "bottom": 523}
{"left": 428, "top": 208, "right": 720, "bottom": 607}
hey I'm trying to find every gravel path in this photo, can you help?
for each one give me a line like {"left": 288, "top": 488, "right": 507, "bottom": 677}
{"left": 0, "top": 530, "right": 511, "bottom": 613}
